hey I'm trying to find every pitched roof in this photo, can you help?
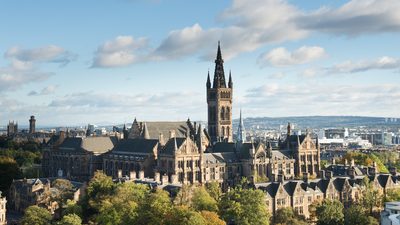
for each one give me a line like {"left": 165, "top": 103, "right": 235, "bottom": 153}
{"left": 141, "top": 121, "right": 190, "bottom": 139}
{"left": 58, "top": 137, "right": 116, "bottom": 154}
{"left": 212, "top": 142, "right": 235, "bottom": 153}
{"left": 111, "top": 139, "right": 158, "bottom": 154}
{"left": 162, "top": 137, "right": 186, "bottom": 155}
{"left": 203, "top": 152, "right": 239, "bottom": 164}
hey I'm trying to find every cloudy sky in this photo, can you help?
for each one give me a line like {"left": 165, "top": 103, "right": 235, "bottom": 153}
{"left": 1, "top": 0, "right": 400, "bottom": 127}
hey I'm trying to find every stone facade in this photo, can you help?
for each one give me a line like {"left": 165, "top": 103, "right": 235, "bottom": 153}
{"left": 0, "top": 194, "right": 6, "bottom": 225}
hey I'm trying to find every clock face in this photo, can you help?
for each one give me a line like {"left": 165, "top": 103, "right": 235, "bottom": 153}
{"left": 58, "top": 169, "right": 63, "bottom": 177}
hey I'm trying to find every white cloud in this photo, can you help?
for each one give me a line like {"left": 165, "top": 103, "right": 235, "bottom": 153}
{"left": 5, "top": 45, "right": 77, "bottom": 66}
{"left": 242, "top": 83, "right": 400, "bottom": 117}
{"left": 258, "top": 46, "right": 326, "bottom": 67}
{"left": 92, "top": 36, "right": 149, "bottom": 68}
{"left": 28, "top": 85, "right": 57, "bottom": 96}
{"left": 301, "top": 56, "right": 400, "bottom": 77}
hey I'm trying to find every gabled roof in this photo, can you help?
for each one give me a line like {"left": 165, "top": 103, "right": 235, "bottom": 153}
{"left": 111, "top": 139, "right": 158, "bottom": 154}
{"left": 333, "top": 177, "right": 347, "bottom": 191}
{"left": 203, "top": 152, "right": 239, "bottom": 164}
{"left": 378, "top": 174, "right": 391, "bottom": 188}
{"left": 162, "top": 137, "right": 186, "bottom": 155}
{"left": 239, "top": 143, "right": 254, "bottom": 159}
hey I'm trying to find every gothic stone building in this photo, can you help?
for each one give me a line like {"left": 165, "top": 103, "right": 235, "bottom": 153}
{"left": 101, "top": 44, "right": 320, "bottom": 188}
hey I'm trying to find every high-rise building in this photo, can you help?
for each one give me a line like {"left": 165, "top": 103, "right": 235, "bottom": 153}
{"left": 206, "top": 42, "right": 233, "bottom": 143}
{"left": 29, "top": 115, "right": 36, "bottom": 134}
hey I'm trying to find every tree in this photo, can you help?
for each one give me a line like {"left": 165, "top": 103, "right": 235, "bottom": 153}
{"left": 205, "top": 182, "right": 222, "bottom": 202}
{"left": 174, "top": 184, "right": 195, "bottom": 206}
{"left": 361, "top": 177, "right": 382, "bottom": 215}
{"left": 274, "top": 207, "right": 307, "bottom": 225}
{"left": 95, "top": 182, "right": 150, "bottom": 225}
{"left": 384, "top": 188, "right": 400, "bottom": 202}
{"left": 63, "top": 200, "right": 83, "bottom": 218}
{"left": 315, "top": 200, "right": 344, "bottom": 225}
{"left": 21, "top": 205, "right": 52, "bottom": 225}
{"left": 0, "top": 156, "right": 22, "bottom": 194}
{"left": 136, "top": 189, "right": 174, "bottom": 225}
{"left": 85, "top": 171, "right": 115, "bottom": 212}
{"left": 200, "top": 211, "right": 226, "bottom": 225}
{"left": 57, "top": 214, "right": 82, "bottom": 225}
{"left": 192, "top": 186, "right": 218, "bottom": 212}
{"left": 165, "top": 206, "right": 207, "bottom": 225}
{"left": 219, "top": 185, "right": 270, "bottom": 225}
{"left": 52, "top": 179, "right": 75, "bottom": 206}
{"left": 344, "top": 204, "right": 378, "bottom": 225}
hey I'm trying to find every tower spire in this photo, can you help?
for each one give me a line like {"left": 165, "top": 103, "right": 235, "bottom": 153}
{"left": 213, "top": 41, "right": 226, "bottom": 88}
{"left": 228, "top": 70, "right": 233, "bottom": 88}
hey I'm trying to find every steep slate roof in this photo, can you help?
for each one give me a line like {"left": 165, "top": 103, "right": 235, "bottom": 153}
{"left": 212, "top": 142, "right": 235, "bottom": 153}
{"left": 239, "top": 143, "right": 254, "bottom": 159}
{"left": 333, "top": 177, "right": 347, "bottom": 191}
{"left": 57, "top": 137, "right": 116, "bottom": 154}
{"left": 111, "top": 139, "right": 158, "bottom": 154}
{"left": 204, "top": 152, "right": 239, "bottom": 164}
{"left": 143, "top": 122, "right": 190, "bottom": 139}
{"left": 162, "top": 137, "right": 186, "bottom": 155}
{"left": 281, "top": 134, "right": 306, "bottom": 149}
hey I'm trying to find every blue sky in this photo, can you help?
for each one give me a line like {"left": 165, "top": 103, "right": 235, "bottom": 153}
{"left": 1, "top": 0, "right": 399, "bottom": 127}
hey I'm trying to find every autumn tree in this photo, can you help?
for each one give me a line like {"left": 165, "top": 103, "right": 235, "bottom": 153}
{"left": 200, "top": 211, "right": 226, "bottom": 225}
{"left": 205, "top": 182, "right": 222, "bottom": 201}
{"left": 57, "top": 214, "right": 82, "bottom": 225}
{"left": 192, "top": 186, "right": 218, "bottom": 212}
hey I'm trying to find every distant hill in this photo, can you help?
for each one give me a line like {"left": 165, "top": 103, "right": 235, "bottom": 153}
{"left": 233, "top": 116, "right": 400, "bottom": 129}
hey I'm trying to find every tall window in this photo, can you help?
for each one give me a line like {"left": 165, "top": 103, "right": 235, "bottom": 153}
{"left": 221, "top": 107, "right": 225, "bottom": 120}
{"left": 226, "top": 107, "right": 230, "bottom": 120}
{"left": 222, "top": 127, "right": 225, "bottom": 136}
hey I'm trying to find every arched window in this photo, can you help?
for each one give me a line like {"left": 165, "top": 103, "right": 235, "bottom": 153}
{"left": 221, "top": 107, "right": 225, "bottom": 120}
{"left": 226, "top": 107, "right": 230, "bottom": 120}
{"left": 227, "top": 126, "right": 230, "bottom": 137}
{"left": 222, "top": 126, "right": 225, "bottom": 136}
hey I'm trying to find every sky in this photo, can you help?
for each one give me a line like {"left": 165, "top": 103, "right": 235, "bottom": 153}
{"left": 0, "top": 0, "right": 400, "bottom": 127}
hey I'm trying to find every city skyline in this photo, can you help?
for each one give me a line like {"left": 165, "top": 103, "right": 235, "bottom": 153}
{"left": 1, "top": 0, "right": 400, "bottom": 126}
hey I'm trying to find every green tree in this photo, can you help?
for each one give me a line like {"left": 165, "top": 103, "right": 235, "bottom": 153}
{"left": 0, "top": 156, "right": 22, "bottom": 195}
{"left": 362, "top": 177, "right": 382, "bottom": 215}
{"left": 57, "top": 214, "right": 82, "bottom": 225}
{"left": 192, "top": 186, "right": 218, "bottom": 212}
{"left": 219, "top": 185, "right": 270, "bottom": 225}
{"left": 205, "top": 182, "right": 222, "bottom": 202}
{"left": 274, "top": 207, "right": 307, "bottom": 225}
{"left": 85, "top": 171, "right": 115, "bottom": 212}
{"left": 21, "top": 205, "right": 52, "bottom": 225}
{"left": 344, "top": 204, "right": 378, "bottom": 225}
{"left": 174, "top": 184, "right": 195, "bottom": 206}
{"left": 136, "top": 189, "right": 174, "bottom": 225}
{"left": 63, "top": 200, "right": 83, "bottom": 218}
{"left": 315, "top": 200, "right": 344, "bottom": 225}
{"left": 165, "top": 206, "right": 207, "bottom": 225}
{"left": 384, "top": 188, "right": 400, "bottom": 202}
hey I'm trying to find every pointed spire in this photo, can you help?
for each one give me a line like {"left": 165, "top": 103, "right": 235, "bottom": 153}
{"left": 237, "top": 109, "right": 246, "bottom": 143}
{"left": 213, "top": 41, "right": 226, "bottom": 88}
{"left": 228, "top": 70, "right": 233, "bottom": 88}
{"left": 206, "top": 70, "right": 211, "bottom": 89}
{"left": 287, "top": 122, "right": 291, "bottom": 136}
{"left": 142, "top": 122, "right": 150, "bottom": 139}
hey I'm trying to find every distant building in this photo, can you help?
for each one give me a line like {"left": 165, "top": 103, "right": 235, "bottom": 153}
{"left": 29, "top": 115, "right": 36, "bottom": 134}
{"left": 324, "top": 128, "right": 349, "bottom": 139}
{"left": 0, "top": 193, "right": 6, "bottom": 225}
{"left": 7, "top": 121, "right": 18, "bottom": 137}
{"left": 381, "top": 202, "right": 400, "bottom": 225}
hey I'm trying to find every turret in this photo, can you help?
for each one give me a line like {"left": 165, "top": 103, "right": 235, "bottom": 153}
{"left": 206, "top": 71, "right": 211, "bottom": 89}
{"left": 228, "top": 70, "right": 233, "bottom": 89}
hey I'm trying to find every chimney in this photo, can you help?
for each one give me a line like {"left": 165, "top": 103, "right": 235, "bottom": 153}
{"left": 303, "top": 172, "right": 309, "bottom": 183}
{"left": 169, "top": 130, "right": 176, "bottom": 139}
{"left": 130, "top": 171, "right": 137, "bottom": 180}
{"left": 171, "top": 174, "right": 178, "bottom": 184}
{"left": 118, "top": 169, "right": 122, "bottom": 179}
{"left": 350, "top": 159, "right": 355, "bottom": 167}
{"left": 390, "top": 167, "right": 397, "bottom": 176}
{"left": 271, "top": 173, "right": 277, "bottom": 182}
{"left": 319, "top": 170, "right": 326, "bottom": 179}
{"left": 326, "top": 171, "right": 333, "bottom": 179}
{"left": 344, "top": 159, "right": 348, "bottom": 166}
{"left": 277, "top": 174, "right": 284, "bottom": 183}
{"left": 161, "top": 175, "right": 168, "bottom": 184}
{"left": 155, "top": 172, "right": 161, "bottom": 182}
{"left": 139, "top": 171, "right": 145, "bottom": 179}
{"left": 348, "top": 167, "right": 355, "bottom": 179}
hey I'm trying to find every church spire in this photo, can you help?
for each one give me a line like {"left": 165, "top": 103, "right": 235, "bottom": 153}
{"left": 213, "top": 41, "right": 226, "bottom": 88}
{"left": 237, "top": 109, "right": 246, "bottom": 143}
{"left": 142, "top": 122, "right": 150, "bottom": 139}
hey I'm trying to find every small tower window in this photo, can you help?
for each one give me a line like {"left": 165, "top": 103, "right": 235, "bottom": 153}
{"left": 221, "top": 107, "right": 225, "bottom": 120}
{"left": 226, "top": 107, "right": 230, "bottom": 120}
